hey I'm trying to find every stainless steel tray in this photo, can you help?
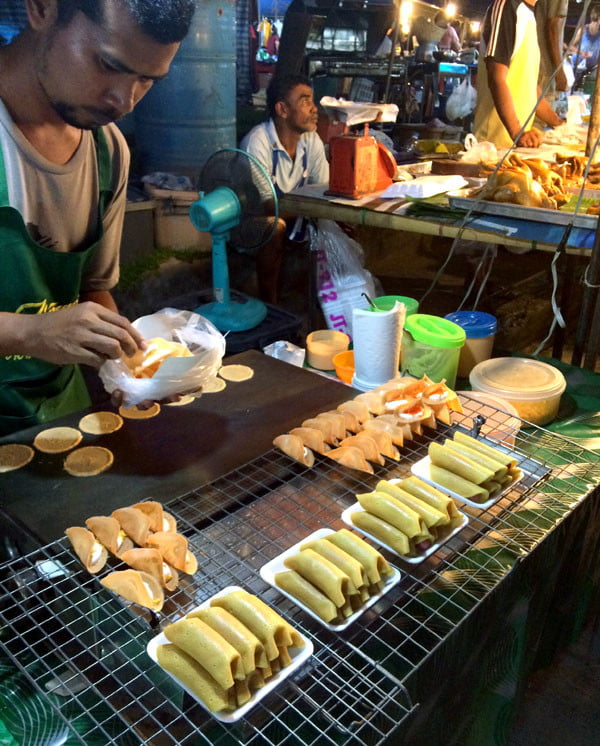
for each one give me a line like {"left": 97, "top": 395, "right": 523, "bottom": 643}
{"left": 447, "top": 188, "right": 598, "bottom": 230}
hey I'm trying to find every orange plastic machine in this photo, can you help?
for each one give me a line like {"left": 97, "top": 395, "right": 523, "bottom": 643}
{"left": 327, "top": 123, "right": 397, "bottom": 199}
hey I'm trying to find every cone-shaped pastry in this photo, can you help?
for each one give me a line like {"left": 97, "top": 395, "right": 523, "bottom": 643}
{"left": 112, "top": 507, "right": 150, "bottom": 546}
{"left": 329, "top": 408, "right": 360, "bottom": 434}
{"left": 273, "top": 434, "right": 314, "bottom": 467}
{"left": 164, "top": 617, "right": 245, "bottom": 690}
{"left": 301, "top": 417, "right": 337, "bottom": 444}
{"left": 340, "top": 434, "right": 385, "bottom": 466}
{"left": 146, "top": 530, "right": 192, "bottom": 573}
{"left": 131, "top": 500, "right": 164, "bottom": 532}
{"left": 363, "top": 417, "right": 404, "bottom": 447}
{"left": 355, "top": 429, "right": 399, "bottom": 460}
{"left": 120, "top": 547, "right": 179, "bottom": 591}
{"left": 162, "top": 510, "right": 178, "bottom": 533}
{"left": 326, "top": 446, "right": 374, "bottom": 474}
{"left": 315, "top": 412, "right": 347, "bottom": 441}
{"left": 325, "top": 529, "right": 392, "bottom": 585}
{"left": 65, "top": 526, "right": 107, "bottom": 573}
{"left": 101, "top": 569, "right": 164, "bottom": 610}
{"left": 85, "top": 515, "right": 134, "bottom": 557}
{"left": 157, "top": 644, "right": 232, "bottom": 713}
{"left": 353, "top": 391, "right": 386, "bottom": 415}
{"left": 337, "top": 399, "right": 370, "bottom": 423}
{"left": 422, "top": 379, "right": 463, "bottom": 413}
{"left": 289, "top": 427, "right": 330, "bottom": 454}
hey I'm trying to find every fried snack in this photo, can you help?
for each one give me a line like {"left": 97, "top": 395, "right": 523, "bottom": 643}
{"left": 187, "top": 607, "right": 269, "bottom": 674}
{"left": 330, "top": 407, "right": 360, "bottom": 434}
{"left": 421, "top": 380, "right": 463, "bottom": 413}
{"left": 350, "top": 511, "right": 411, "bottom": 556}
{"left": 273, "top": 434, "right": 315, "bottom": 467}
{"left": 326, "top": 446, "right": 374, "bottom": 474}
{"left": 397, "top": 476, "right": 462, "bottom": 524}
{"left": 353, "top": 391, "right": 386, "bottom": 415}
{"left": 101, "top": 569, "right": 164, "bottom": 610}
{"left": 0, "top": 443, "right": 34, "bottom": 472}
{"left": 126, "top": 337, "right": 193, "bottom": 379}
{"left": 156, "top": 644, "right": 233, "bottom": 713}
{"left": 301, "top": 417, "right": 337, "bottom": 444}
{"left": 284, "top": 548, "right": 350, "bottom": 608}
{"left": 429, "top": 463, "right": 490, "bottom": 503}
{"left": 112, "top": 506, "right": 151, "bottom": 546}
{"left": 65, "top": 526, "right": 108, "bottom": 573}
{"left": 362, "top": 417, "right": 404, "bottom": 446}
{"left": 274, "top": 570, "right": 339, "bottom": 623}
{"left": 315, "top": 412, "right": 347, "bottom": 441}
{"left": 85, "top": 515, "right": 134, "bottom": 557}
{"left": 356, "top": 429, "right": 400, "bottom": 460}
{"left": 339, "top": 434, "right": 385, "bottom": 465}
{"left": 131, "top": 500, "right": 164, "bottom": 532}
{"left": 429, "top": 442, "right": 495, "bottom": 485}
{"left": 164, "top": 617, "right": 245, "bottom": 690}
{"left": 289, "top": 427, "right": 330, "bottom": 455}
{"left": 146, "top": 531, "right": 198, "bottom": 574}
{"left": 324, "top": 529, "right": 392, "bottom": 585}
{"left": 375, "top": 480, "right": 449, "bottom": 531}
{"left": 337, "top": 399, "right": 371, "bottom": 423}
{"left": 120, "top": 547, "right": 179, "bottom": 591}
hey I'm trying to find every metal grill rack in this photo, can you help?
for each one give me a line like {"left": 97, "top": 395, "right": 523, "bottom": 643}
{"left": 2, "top": 396, "right": 600, "bottom": 745}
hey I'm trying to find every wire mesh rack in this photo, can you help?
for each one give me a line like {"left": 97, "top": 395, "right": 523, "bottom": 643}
{"left": 2, "top": 395, "right": 600, "bottom": 746}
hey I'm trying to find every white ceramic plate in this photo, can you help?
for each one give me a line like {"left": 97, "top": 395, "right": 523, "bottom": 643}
{"left": 260, "top": 529, "right": 401, "bottom": 631}
{"left": 341, "top": 503, "right": 468, "bottom": 564}
{"left": 146, "top": 585, "right": 313, "bottom": 723}
{"left": 410, "top": 455, "right": 522, "bottom": 509}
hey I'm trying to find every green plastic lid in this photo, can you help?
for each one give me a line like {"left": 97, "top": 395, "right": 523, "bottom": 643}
{"left": 404, "top": 314, "right": 466, "bottom": 348}
{"left": 374, "top": 295, "right": 419, "bottom": 315}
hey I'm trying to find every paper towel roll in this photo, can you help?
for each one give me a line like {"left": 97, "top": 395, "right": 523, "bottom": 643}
{"left": 352, "top": 302, "right": 406, "bottom": 390}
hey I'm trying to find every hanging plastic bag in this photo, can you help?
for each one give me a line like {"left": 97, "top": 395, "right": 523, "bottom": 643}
{"left": 445, "top": 76, "right": 477, "bottom": 122}
{"left": 312, "top": 219, "right": 377, "bottom": 340}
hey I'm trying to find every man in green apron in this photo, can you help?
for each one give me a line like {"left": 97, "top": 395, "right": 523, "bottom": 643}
{"left": 0, "top": 0, "right": 195, "bottom": 436}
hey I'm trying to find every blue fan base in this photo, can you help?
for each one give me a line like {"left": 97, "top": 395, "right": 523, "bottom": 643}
{"left": 195, "top": 298, "right": 268, "bottom": 332}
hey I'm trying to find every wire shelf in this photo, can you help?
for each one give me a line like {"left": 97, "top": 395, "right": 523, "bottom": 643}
{"left": 1, "top": 396, "right": 600, "bottom": 745}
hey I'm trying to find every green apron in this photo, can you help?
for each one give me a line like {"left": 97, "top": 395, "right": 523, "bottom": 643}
{"left": 0, "top": 129, "right": 113, "bottom": 436}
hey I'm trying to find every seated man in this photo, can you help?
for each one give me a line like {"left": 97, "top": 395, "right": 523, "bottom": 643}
{"left": 240, "top": 74, "right": 329, "bottom": 304}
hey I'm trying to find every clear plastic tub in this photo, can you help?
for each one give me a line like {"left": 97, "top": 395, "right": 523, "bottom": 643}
{"left": 469, "top": 357, "right": 567, "bottom": 427}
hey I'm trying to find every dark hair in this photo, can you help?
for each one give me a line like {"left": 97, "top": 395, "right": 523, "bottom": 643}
{"left": 266, "top": 74, "right": 312, "bottom": 119}
{"left": 56, "top": 0, "right": 196, "bottom": 44}
{"left": 591, "top": 5, "right": 600, "bottom": 22}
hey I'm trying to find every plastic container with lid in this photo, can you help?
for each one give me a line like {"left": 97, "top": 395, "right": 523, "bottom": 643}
{"left": 402, "top": 314, "right": 466, "bottom": 388}
{"left": 469, "top": 357, "right": 567, "bottom": 426}
{"left": 373, "top": 295, "right": 419, "bottom": 316}
{"left": 445, "top": 311, "right": 497, "bottom": 378}
{"left": 306, "top": 330, "right": 349, "bottom": 370}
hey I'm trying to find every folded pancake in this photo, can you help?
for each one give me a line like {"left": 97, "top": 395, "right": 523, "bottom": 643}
{"left": 146, "top": 530, "right": 197, "bottom": 574}
{"left": 375, "top": 480, "right": 449, "bottom": 530}
{"left": 275, "top": 570, "right": 339, "bottom": 623}
{"left": 353, "top": 391, "right": 386, "bottom": 415}
{"left": 162, "top": 511, "right": 178, "bottom": 533}
{"left": 289, "top": 427, "right": 330, "bottom": 455}
{"left": 85, "top": 515, "right": 134, "bottom": 558}
{"left": 397, "top": 476, "right": 462, "bottom": 524}
{"left": 443, "top": 440, "right": 508, "bottom": 480}
{"left": 65, "top": 526, "right": 108, "bottom": 573}
{"left": 156, "top": 644, "right": 232, "bottom": 713}
{"left": 395, "top": 400, "right": 437, "bottom": 430}
{"left": 453, "top": 431, "right": 518, "bottom": 469}
{"left": 300, "top": 538, "right": 368, "bottom": 592}
{"left": 431, "top": 403, "right": 452, "bottom": 425}
{"left": 284, "top": 549, "right": 349, "bottom": 608}
{"left": 429, "top": 464, "right": 490, "bottom": 503}
{"left": 339, "top": 434, "right": 385, "bottom": 465}
{"left": 316, "top": 412, "right": 347, "bottom": 440}
{"left": 234, "top": 677, "right": 251, "bottom": 707}
{"left": 131, "top": 500, "right": 164, "bottom": 532}
{"left": 337, "top": 399, "right": 370, "bottom": 423}
{"left": 273, "top": 434, "right": 315, "bottom": 467}
{"left": 120, "top": 547, "right": 179, "bottom": 591}
{"left": 422, "top": 380, "right": 463, "bottom": 413}
{"left": 355, "top": 429, "right": 399, "bottom": 460}
{"left": 429, "top": 442, "right": 495, "bottom": 486}
{"left": 112, "top": 507, "right": 151, "bottom": 546}
{"left": 350, "top": 511, "right": 411, "bottom": 556}
{"left": 164, "top": 617, "right": 244, "bottom": 689}
{"left": 326, "top": 446, "right": 374, "bottom": 474}
{"left": 329, "top": 407, "right": 361, "bottom": 434}
{"left": 301, "top": 417, "right": 337, "bottom": 445}
{"left": 324, "top": 529, "right": 392, "bottom": 585}
{"left": 101, "top": 569, "right": 164, "bottom": 610}
{"left": 356, "top": 491, "right": 424, "bottom": 538}
{"left": 187, "top": 606, "right": 268, "bottom": 673}
{"left": 362, "top": 417, "right": 404, "bottom": 447}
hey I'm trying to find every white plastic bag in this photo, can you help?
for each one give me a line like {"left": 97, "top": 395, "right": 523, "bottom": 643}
{"left": 445, "top": 77, "right": 477, "bottom": 122}
{"left": 312, "top": 219, "right": 377, "bottom": 340}
{"left": 99, "top": 308, "right": 226, "bottom": 408}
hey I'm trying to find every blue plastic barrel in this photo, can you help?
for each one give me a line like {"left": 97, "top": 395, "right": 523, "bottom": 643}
{"left": 133, "top": 0, "right": 236, "bottom": 179}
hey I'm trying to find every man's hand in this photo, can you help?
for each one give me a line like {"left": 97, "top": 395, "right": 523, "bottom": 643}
{"left": 516, "top": 128, "right": 543, "bottom": 148}
{"left": 21, "top": 302, "right": 145, "bottom": 367}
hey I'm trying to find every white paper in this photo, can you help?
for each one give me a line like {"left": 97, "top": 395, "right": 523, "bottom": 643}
{"left": 319, "top": 96, "right": 399, "bottom": 127}
{"left": 352, "top": 302, "right": 405, "bottom": 390}
{"left": 380, "top": 175, "right": 468, "bottom": 199}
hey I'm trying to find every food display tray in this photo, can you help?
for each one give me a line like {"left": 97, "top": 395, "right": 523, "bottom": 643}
{"left": 146, "top": 585, "right": 313, "bottom": 723}
{"left": 447, "top": 187, "right": 598, "bottom": 230}
{"left": 260, "top": 529, "right": 401, "bottom": 631}
{"left": 341, "top": 503, "right": 468, "bottom": 564}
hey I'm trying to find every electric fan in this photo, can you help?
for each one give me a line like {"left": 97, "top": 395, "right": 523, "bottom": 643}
{"left": 189, "top": 148, "right": 279, "bottom": 332}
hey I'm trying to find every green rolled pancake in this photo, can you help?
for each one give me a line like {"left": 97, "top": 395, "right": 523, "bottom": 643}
{"left": 356, "top": 491, "right": 424, "bottom": 538}
{"left": 325, "top": 529, "right": 392, "bottom": 584}
{"left": 163, "top": 617, "right": 244, "bottom": 690}
{"left": 275, "top": 570, "right": 339, "bottom": 623}
{"left": 187, "top": 606, "right": 268, "bottom": 673}
{"left": 453, "top": 431, "right": 518, "bottom": 468}
{"left": 429, "top": 442, "right": 495, "bottom": 486}
{"left": 396, "top": 476, "right": 462, "bottom": 524}
{"left": 442, "top": 439, "right": 507, "bottom": 481}
{"left": 156, "top": 644, "right": 233, "bottom": 713}
{"left": 350, "top": 511, "right": 411, "bottom": 556}
{"left": 300, "top": 538, "right": 368, "bottom": 591}
{"left": 375, "top": 480, "right": 448, "bottom": 529}
{"left": 284, "top": 548, "right": 349, "bottom": 608}
{"left": 429, "top": 464, "right": 489, "bottom": 503}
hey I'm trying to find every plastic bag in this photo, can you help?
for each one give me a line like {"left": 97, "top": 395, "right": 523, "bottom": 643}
{"left": 445, "top": 77, "right": 477, "bottom": 122}
{"left": 99, "top": 308, "right": 226, "bottom": 408}
{"left": 312, "top": 219, "right": 377, "bottom": 340}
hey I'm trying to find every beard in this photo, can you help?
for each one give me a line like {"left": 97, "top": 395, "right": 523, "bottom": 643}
{"left": 50, "top": 100, "right": 120, "bottom": 130}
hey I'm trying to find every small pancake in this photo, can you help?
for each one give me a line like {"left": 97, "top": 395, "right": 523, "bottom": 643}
{"left": 218, "top": 364, "right": 254, "bottom": 382}
{"left": 78, "top": 411, "right": 123, "bottom": 435}
{"left": 34, "top": 426, "right": 82, "bottom": 453}
{"left": 166, "top": 394, "right": 195, "bottom": 407}
{"left": 119, "top": 403, "right": 161, "bottom": 420}
{"left": 0, "top": 443, "right": 35, "bottom": 472}
{"left": 201, "top": 377, "right": 226, "bottom": 394}
{"left": 64, "top": 446, "right": 114, "bottom": 477}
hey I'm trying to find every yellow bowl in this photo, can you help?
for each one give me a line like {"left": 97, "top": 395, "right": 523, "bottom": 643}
{"left": 333, "top": 350, "right": 355, "bottom": 384}
{"left": 306, "top": 330, "right": 349, "bottom": 370}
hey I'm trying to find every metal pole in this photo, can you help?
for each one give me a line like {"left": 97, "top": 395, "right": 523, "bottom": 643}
{"left": 383, "top": 2, "right": 402, "bottom": 103}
